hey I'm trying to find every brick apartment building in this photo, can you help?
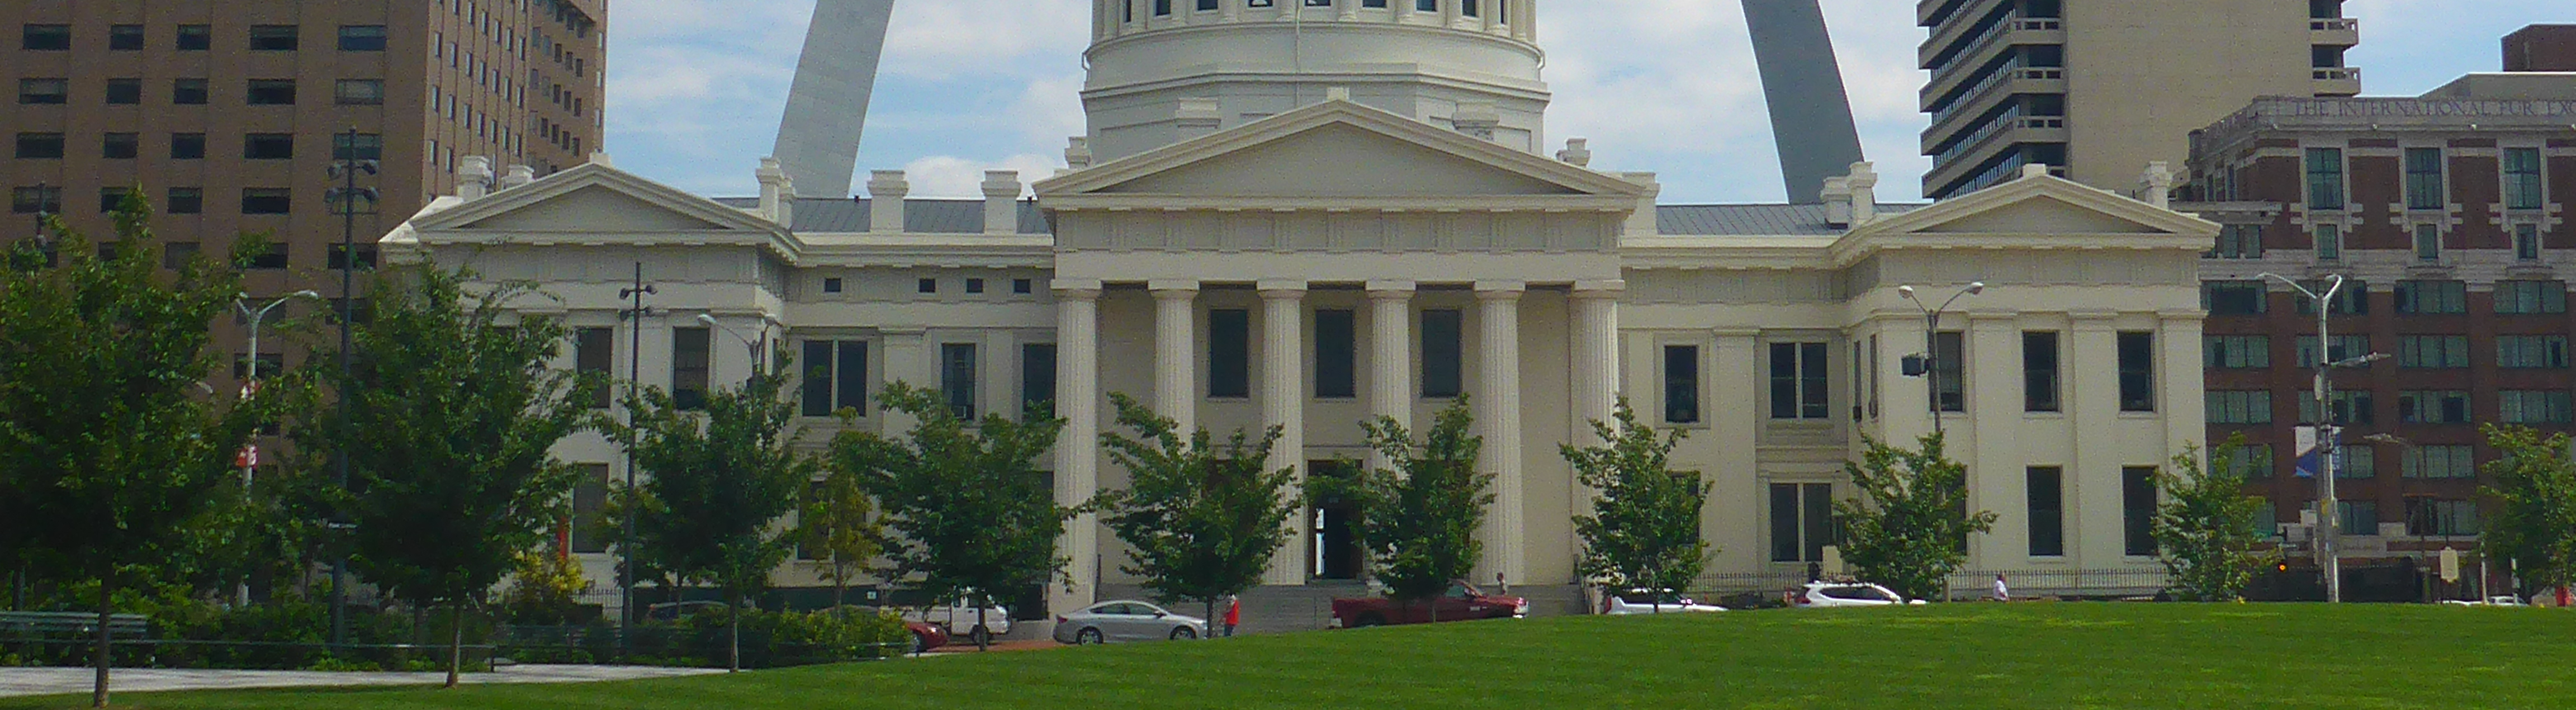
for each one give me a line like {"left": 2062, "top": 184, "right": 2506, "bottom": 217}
{"left": 3, "top": 0, "right": 603, "bottom": 387}
{"left": 2176, "top": 30, "right": 2576, "bottom": 600}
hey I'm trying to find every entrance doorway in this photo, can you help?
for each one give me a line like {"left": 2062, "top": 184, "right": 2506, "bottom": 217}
{"left": 1310, "top": 460, "right": 1361, "bottom": 580}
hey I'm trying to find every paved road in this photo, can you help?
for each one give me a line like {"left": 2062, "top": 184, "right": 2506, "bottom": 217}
{"left": 0, "top": 664, "right": 724, "bottom": 698}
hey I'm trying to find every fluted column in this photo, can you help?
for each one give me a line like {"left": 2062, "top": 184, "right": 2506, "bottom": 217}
{"left": 1152, "top": 280, "right": 1199, "bottom": 433}
{"left": 1051, "top": 280, "right": 1104, "bottom": 613}
{"left": 1260, "top": 280, "right": 1309, "bottom": 585}
{"left": 1569, "top": 281, "right": 1624, "bottom": 513}
{"left": 1367, "top": 281, "right": 1416, "bottom": 471}
{"left": 1476, "top": 280, "right": 1526, "bottom": 585}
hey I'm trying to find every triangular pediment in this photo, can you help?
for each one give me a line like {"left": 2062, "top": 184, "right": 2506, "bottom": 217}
{"left": 466, "top": 184, "right": 738, "bottom": 231}
{"left": 1858, "top": 171, "right": 2219, "bottom": 238}
{"left": 1909, "top": 193, "right": 2167, "bottom": 234}
{"left": 415, "top": 162, "right": 782, "bottom": 235}
{"left": 1036, "top": 100, "right": 1647, "bottom": 201}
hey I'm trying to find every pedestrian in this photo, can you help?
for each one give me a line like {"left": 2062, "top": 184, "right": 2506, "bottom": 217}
{"left": 1806, "top": 561, "right": 1822, "bottom": 584}
{"left": 1223, "top": 594, "right": 1240, "bottom": 638}
{"left": 1992, "top": 574, "right": 2011, "bottom": 602}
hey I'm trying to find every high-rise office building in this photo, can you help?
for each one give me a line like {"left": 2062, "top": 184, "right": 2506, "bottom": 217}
{"left": 1917, "top": 0, "right": 2360, "bottom": 199}
{"left": 3, "top": 0, "right": 604, "bottom": 359}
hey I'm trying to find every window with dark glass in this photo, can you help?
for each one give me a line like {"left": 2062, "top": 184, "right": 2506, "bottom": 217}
{"left": 248, "top": 25, "right": 299, "bottom": 51}
{"left": 165, "top": 188, "right": 201, "bottom": 215}
{"left": 326, "top": 244, "right": 377, "bottom": 271}
{"left": 97, "top": 188, "right": 131, "bottom": 214}
{"left": 671, "top": 327, "right": 711, "bottom": 410}
{"left": 338, "top": 25, "right": 387, "bottom": 51}
{"left": 2293, "top": 280, "right": 2366, "bottom": 315}
{"left": 244, "top": 133, "right": 295, "bottom": 160}
{"left": 10, "top": 186, "right": 61, "bottom": 215}
{"left": 2494, "top": 280, "right": 2568, "bottom": 315}
{"left": 15, "top": 132, "right": 64, "bottom": 159}
{"left": 1420, "top": 309, "right": 1462, "bottom": 398}
{"left": 2027, "top": 467, "right": 2064, "bottom": 557}
{"left": 242, "top": 241, "right": 288, "bottom": 269}
{"left": 941, "top": 343, "right": 978, "bottom": 420}
{"left": 2393, "top": 280, "right": 2466, "bottom": 314}
{"left": 173, "top": 78, "right": 209, "bottom": 105}
{"left": 1154, "top": 0, "right": 1172, "bottom": 15}
{"left": 2204, "top": 335, "right": 2270, "bottom": 369}
{"left": 1664, "top": 345, "right": 1701, "bottom": 424}
{"left": 965, "top": 278, "right": 985, "bottom": 294}
{"left": 2405, "top": 498, "right": 2479, "bottom": 537}
{"left": 335, "top": 79, "right": 385, "bottom": 105}
{"left": 2501, "top": 390, "right": 2573, "bottom": 424}
{"left": 17, "top": 78, "right": 67, "bottom": 105}
{"left": 171, "top": 132, "right": 205, "bottom": 160}
{"left": 240, "top": 189, "right": 291, "bottom": 215}
{"left": 247, "top": 79, "right": 296, "bottom": 105}
{"left": 332, "top": 132, "right": 382, "bottom": 160}
{"left": 2201, "top": 281, "right": 2266, "bottom": 315}
{"left": 2305, "top": 147, "right": 2345, "bottom": 210}
{"left": 1768, "top": 482, "right": 1837, "bottom": 563}
{"left": 575, "top": 328, "right": 613, "bottom": 409}
{"left": 917, "top": 278, "right": 936, "bottom": 294}
{"left": 2498, "top": 335, "right": 2569, "bottom": 370}
{"left": 176, "top": 25, "right": 210, "bottom": 51}
{"left": 2117, "top": 332, "right": 2155, "bottom": 412}
{"left": 1315, "top": 309, "right": 1356, "bottom": 399}
{"left": 2122, "top": 466, "right": 2157, "bottom": 556}
{"left": 1021, "top": 343, "right": 1056, "bottom": 419}
{"left": 1768, "top": 342, "right": 1828, "bottom": 420}
{"left": 569, "top": 463, "right": 610, "bottom": 552}
{"left": 2413, "top": 224, "right": 2442, "bottom": 262}
{"left": 160, "top": 242, "right": 200, "bottom": 269}
{"left": 2505, "top": 148, "right": 2546, "bottom": 210}
{"left": 1210, "top": 309, "right": 1251, "bottom": 399}
{"left": 2397, "top": 390, "right": 2471, "bottom": 425}
{"left": 2515, "top": 224, "right": 2542, "bottom": 262}
{"left": 1013, "top": 278, "right": 1033, "bottom": 294}
{"left": 1933, "top": 332, "right": 1965, "bottom": 413}
{"left": 2023, "top": 332, "right": 2060, "bottom": 413}
{"left": 2397, "top": 335, "right": 2468, "bottom": 369}
{"left": 109, "top": 25, "right": 144, "bottom": 50}
{"left": 105, "top": 78, "right": 142, "bottom": 105}
{"left": 22, "top": 25, "right": 69, "bottom": 51}
{"left": 2403, "top": 147, "right": 2445, "bottom": 210}
{"left": 2314, "top": 223, "right": 2341, "bottom": 261}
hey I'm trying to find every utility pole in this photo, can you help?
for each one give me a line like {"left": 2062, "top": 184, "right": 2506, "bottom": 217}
{"left": 617, "top": 264, "right": 655, "bottom": 658}
{"left": 1898, "top": 282, "right": 1985, "bottom": 437}
{"left": 325, "top": 127, "right": 378, "bottom": 646}
{"left": 234, "top": 291, "right": 320, "bottom": 608}
{"left": 2259, "top": 272, "right": 2384, "bottom": 604}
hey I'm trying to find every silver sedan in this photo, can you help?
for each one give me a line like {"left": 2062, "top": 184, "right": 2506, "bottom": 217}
{"left": 1052, "top": 600, "right": 1209, "bottom": 645}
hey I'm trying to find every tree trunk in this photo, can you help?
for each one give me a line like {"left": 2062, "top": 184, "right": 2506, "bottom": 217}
{"left": 832, "top": 561, "right": 846, "bottom": 610}
{"left": 1203, "top": 599, "right": 1215, "bottom": 640}
{"left": 975, "top": 604, "right": 991, "bottom": 651}
{"left": 91, "top": 578, "right": 112, "bottom": 708}
{"left": 444, "top": 605, "right": 463, "bottom": 688}
{"left": 728, "top": 591, "right": 742, "bottom": 673}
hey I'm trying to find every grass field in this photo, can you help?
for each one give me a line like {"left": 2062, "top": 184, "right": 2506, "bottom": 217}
{"left": 8, "top": 603, "right": 2573, "bottom": 709}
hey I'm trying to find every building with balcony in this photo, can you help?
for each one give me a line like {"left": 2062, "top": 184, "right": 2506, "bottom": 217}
{"left": 1919, "top": 0, "right": 2361, "bottom": 200}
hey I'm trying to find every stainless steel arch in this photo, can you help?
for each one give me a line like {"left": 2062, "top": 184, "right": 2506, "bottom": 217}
{"left": 773, "top": 0, "right": 896, "bottom": 198}
{"left": 1742, "top": 0, "right": 1867, "bottom": 203}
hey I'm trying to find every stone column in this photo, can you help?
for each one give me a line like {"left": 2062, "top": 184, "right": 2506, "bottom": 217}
{"left": 1367, "top": 281, "right": 1416, "bottom": 470}
{"left": 1569, "top": 281, "right": 1624, "bottom": 513}
{"left": 1051, "top": 281, "right": 1104, "bottom": 614}
{"left": 1475, "top": 280, "right": 1526, "bottom": 585}
{"left": 1260, "top": 280, "right": 1309, "bottom": 585}
{"left": 1152, "top": 280, "right": 1200, "bottom": 433}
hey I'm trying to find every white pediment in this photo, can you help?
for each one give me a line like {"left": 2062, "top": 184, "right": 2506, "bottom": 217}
{"left": 414, "top": 162, "right": 782, "bottom": 235}
{"left": 463, "top": 184, "right": 737, "bottom": 231}
{"left": 1908, "top": 194, "right": 2172, "bottom": 234}
{"left": 1859, "top": 171, "right": 2219, "bottom": 238}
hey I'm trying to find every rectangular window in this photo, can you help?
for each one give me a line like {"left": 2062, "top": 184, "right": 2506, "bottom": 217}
{"left": 15, "top": 132, "right": 64, "bottom": 159}
{"left": 2413, "top": 224, "right": 2442, "bottom": 262}
{"left": 2026, "top": 467, "right": 2064, "bottom": 557}
{"left": 2122, "top": 466, "right": 2157, "bottom": 556}
{"left": 333, "top": 133, "right": 383, "bottom": 161}
{"left": 798, "top": 342, "right": 835, "bottom": 417}
{"left": 1209, "top": 309, "right": 1251, "bottom": 399}
{"left": 2405, "top": 498, "right": 2480, "bottom": 537}
{"left": 2397, "top": 335, "right": 2469, "bottom": 369}
{"left": 2306, "top": 147, "right": 2346, "bottom": 210}
{"left": 1768, "top": 482, "right": 1837, "bottom": 563}
{"left": 242, "top": 242, "right": 287, "bottom": 269}
{"left": 22, "top": 24, "right": 70, "bottom": 50}
{"left": 2505, "top": 148, "right": 2546, "bottom": 210}
{"left": 2397, "top": 390, "right": 2471, "bottom": 425}
{"left": 171, "top": 133, "right": 206, "bottom": 160}
{"left": 161, "top": 242, "right": 200, "bottom": 269}
{"left": 917, "top": 278, "right": 936, "bottom": 294}
{"left": 2116, "top": 332, "right": 2155, "bottom": 412}
{"left": 176, "top": 25, "right": 210, "bottom": 51}
{"left": 17, "top": 78, "right": 67, "bottom": 105}
{"left": 2314, "top": 223, "right": 2341, "bottom": 261}
{"left": 2206, "top": 390, "right": 2272, "bottom": 424}
{"left": 173, "top": 78, "right": 209, "bottom": 105}
{"left": 2201, "top": 281, "right": 2267, "bottom": 315}
{"left": 569, "top": 464, "right": 610, "bottom": 553}
{"left": 2298, "top": 391, "right": 2376, "bottom": 426}
{"left": 2022, "top": 332, "right": 2060, "bottom": 413}
{"left": 1665, "top": 345, "right": 1702, "bottom": 424}
{"left": 1768, "top": 342, "right": 1828, "bottom": 420}
{"left": 325, "top": 244, "right": 377, "bottom": 271}
{"left": 244, "top": 133, "right": 295, "bottom": 160}
{"left": 941, "top": 343, "right": 978, "bottom": 420}
{"left": 2403, "top": 444, "right": 2476, "bottom": 480}
{"left": 2229, "top": 444, "right": 2276, "bottom": 480}
{"left": 1314, "top": 310, "right": 1356, "bottom": 399}
{"left": 1154, "top": 0, "right": 1172, "bottom": 15}
{"left": 104, "top": 78, "right": 142, "bottom": 105}
{"left": 576, "top": 328, "right": 613, "bottom": 409}
{"left": 837, "top": 340, "right": 870, "bottom": 414}
{"left": 11, "top": 186, "right": 63, "bottom": 215}
{"left": 2210, "top": 224, "right": 2263, "bottom": 259}
{"left": 2294, "top": 335, "right": 2370, "bottom": 366}
{"left": 335, "top": 79, "right": 385, "bottom": 105}
{"left": 2394, "top": 280, "right": 2467, "bottom": 314}
{"left": 671, "top": 328, "right": 711, "bottom": 410}
{"left": 1013, "top": 278, "right": 1033, "bottom": 294}
{"left": 1420, "top": 309, "right": 1462, "bottom": 399}
{"left": 97, "top": 188, "right": 131, "bottom": 214}
{"left": 2516, "top": 224, "right": 2543, "bottom": 262}
{"left": 2498, "top": 335, "right": 2570, "bottom": 369}
{"left": 248, "top": 25, "right": 299, "bottom": 51}
{"left": 2494, "top": 280, "right": 2568, "bottom": 315}
{"left": 2404, "top": 147, "right": 2445, "bottom": 210}
{"left": 2337, "top": 500, "right": 2378, "bottom": 538}
{"left": 2294, "top": 280, "right": 2367, "bottom": 315}
{"left": 247, "top": 79, "right": 296, "bottom": 105}
{"left": 2501, "top": 390, "right": 2574, "bottom": 424}
{"left": 1933, "top": 332, "right": 1965, "bottom": 413}
{"left": 1022, "top": 343, "right": 1056, "bottom": 420}
{"left": 965, "top": 278, "right": 985, "bottom": 294}
{"left": 240, "top": 188, "right": 291, "bottom": 215}
{"left": 165, "top": 188, "right": 201, "bottom": 215}
{"left": 2204, "top": 335, "right": 2271, "bottom": 369}
{"left": 338, "top": 25, "right": 388, "bottom": 51}
{"left": 109, "top": 25, "right": 144, "bottom": 50}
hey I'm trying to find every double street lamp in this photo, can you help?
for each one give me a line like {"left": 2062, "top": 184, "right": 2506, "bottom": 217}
{"left": 233, "top": 290, "right": 320, "bottom": 607}
{"left": 2257, "top": 272, "right": 2386, "bottom": 604}
{"left": 1898, "top": 282, "right": 1985, "bottom": 437}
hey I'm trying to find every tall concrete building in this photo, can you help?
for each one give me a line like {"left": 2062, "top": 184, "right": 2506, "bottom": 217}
{"left": 1917, "top": 0, "right": 2361, "bottom": 200}
{"left": 3, "top": 0, "right": 604, "bottom": 370}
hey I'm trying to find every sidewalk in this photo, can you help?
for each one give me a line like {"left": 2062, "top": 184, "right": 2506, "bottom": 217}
{"left": 0, "top": 664, "right": 724, "bottom": 699}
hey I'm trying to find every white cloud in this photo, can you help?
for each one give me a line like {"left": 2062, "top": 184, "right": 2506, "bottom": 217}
{"left": 900, "top": 154, "right": 1062, "bottom": 198}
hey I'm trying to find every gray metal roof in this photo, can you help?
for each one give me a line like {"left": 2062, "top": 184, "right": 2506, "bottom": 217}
{"left": 1654, "top": 203, "right": 1925, "bottom": 236}
{"left": 711, "top": 197, "right": 1049, "bottom": 234}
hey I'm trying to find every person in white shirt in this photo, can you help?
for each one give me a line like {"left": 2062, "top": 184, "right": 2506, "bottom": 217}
{"left": 1992, "top": 574, "right": 2011, "bottom": 602}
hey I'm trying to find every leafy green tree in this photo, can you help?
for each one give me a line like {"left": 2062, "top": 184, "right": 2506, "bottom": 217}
{"left": 831, "top": 382, "right": 1071, "bottom": 650}
{"left": 0, "top": 196, "right": 260, "bottom": 708}
{"left": 2152, "top": 438, "right": 2270, "bottom": 602}
{"left": 1317, "top": 399, "right": 1490, "bottom": 622}
{"left": 1096, "top": 393, "right": 1300, "bottom": 629}
{"left": 1835, "top": 433, "right": 1997, "bottom": 602}
{"left": 2480, "top": 424, "right": 2576, "bottom": 599}
{"left": 309, "top": 266, "right": 598, "bottom": 687}
{"left": 601, "top": 362, "right": 815, "bottom": 671}
{"left": 795, "top": 463, "right": 882, "bottom": 612}
{"left": 1564, "top": 399, "right": 1712, "bottom": 601}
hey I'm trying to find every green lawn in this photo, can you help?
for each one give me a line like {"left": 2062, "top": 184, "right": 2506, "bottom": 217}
{"left": 10, "top": 603, "right": 2573, "bottom": 709}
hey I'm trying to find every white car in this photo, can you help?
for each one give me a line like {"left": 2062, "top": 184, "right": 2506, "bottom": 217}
{"left": 1052, "top": 600, "right": 1208, "bottom": 645}
{"left": 1603, "top": 590, "right": 1726, "bottom": 615}
{"left": 2438, "top": 595, "right": 2530, "bottom": 607}
{"left": 1789, "top": 582, "right": 1928, "bottom": 608}
{"left": 903, "top": 600, "right": 1012, "bottom": 646}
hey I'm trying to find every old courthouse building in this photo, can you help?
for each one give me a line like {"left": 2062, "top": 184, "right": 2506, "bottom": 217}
{"left": 383, "top": 1, "right": 2221, "bottom": 621}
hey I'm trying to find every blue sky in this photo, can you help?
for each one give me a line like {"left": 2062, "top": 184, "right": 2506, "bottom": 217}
{"left": 602, "top": 0, "right": 2572, "bottom": 205}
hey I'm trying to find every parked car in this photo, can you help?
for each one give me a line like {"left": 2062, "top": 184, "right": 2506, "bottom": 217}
{"left": 903, "top": 600, "right": 1012, "bottom": 646}
{"left": 642, "top": 600, "right": 731, "bottom": 623}
{"left": 1052, "top": 600, "right": 1208, "bottom": 645}
{"left": 905, "top": 620, "right": 950, "bottom": 653}
{"left": 1603, "top": 589, "right": 1726, "bottom": 615}
{"left": 1330, "top": 580, "right": 1528, "bottom": 628}
{"left": 1787, "top": 582, "right": 1926, "bottom": 608}
{"left": 2439, "top": 595, "right": 2530, "bottom": 607}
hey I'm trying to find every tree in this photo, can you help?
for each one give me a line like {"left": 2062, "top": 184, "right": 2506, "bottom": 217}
{"left": 2151, "top": 438, "right": 2269, "bottom": 602}
{"left": 1834, "top": 433, "right": 1996, "bottom": 602}
{"left": 2480, "top": 424, "right": 2576, "bottom": 599}
{"left": 795, "top": 463, "right": 882, "bottom": 613}
{"left": 1564, "top": 399, "right": 1712, "bottom": 602}
{"left": 1096, "top": 393, "right": 1300, "bottom": 629}
{"left": 310, "top": 266, "right": 598, "bottom": 687}
{"left": 1316, "top": 399, "right": 1490, "bottom": 622}
{"left": 0, "top": 196, "right": 259, "bottom": 707}
{"left": 600, "top": 362, "right": 815, "bottom": 671}
{"left": 831, "top": 382, "right": 1071, "bottom": 650}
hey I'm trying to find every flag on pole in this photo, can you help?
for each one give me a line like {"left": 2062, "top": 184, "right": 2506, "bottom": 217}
{"left": 234, "top": 443, "right": 259, "bottom": 468}
{"left": 2292, "top": 425, "right": 2325, "bottom": 478}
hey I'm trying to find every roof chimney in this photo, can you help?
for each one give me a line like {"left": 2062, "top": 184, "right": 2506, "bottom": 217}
{"left": 1846, "top": 162, "right": 1878, "bottom": 226}
{"left": 1557, "top": 138, "right": 1592, "bottom": 168}
{"left": 982, "top": 171, "right": 1023, "bottom": 235}
{"left": 867, "top": 170, "right": 908, "bottom": 233}
{"left": 1622, "top": 172, "right": 1662, "bottom": 237}
{"left": 2137, "top": 161, "right": 2175, "bottom": 210}
{"left": 756, "top": 157, "right": 795, "bottom": 227}
{"left": 457, "top": 156, "right": 494, "bottom": 200}
{"left": 1064, "top": 137, "right": 1093, "bottom": 170}
{"left": 498, "top": 164, "right": 536, "bottom": 192}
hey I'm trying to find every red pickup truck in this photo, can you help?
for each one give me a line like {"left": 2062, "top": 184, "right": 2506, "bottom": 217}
{"left": 1330, "top": 580, "right": 1528, "bottom": 628}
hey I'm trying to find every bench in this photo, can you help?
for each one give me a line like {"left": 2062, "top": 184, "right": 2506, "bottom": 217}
{"left": 0, "top": 611, "right": 151, "bottom": 638}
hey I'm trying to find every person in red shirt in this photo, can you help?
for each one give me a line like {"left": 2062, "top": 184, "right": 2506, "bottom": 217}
{"left": 1223, "top": 595, "right": 1240, "bottom": 637}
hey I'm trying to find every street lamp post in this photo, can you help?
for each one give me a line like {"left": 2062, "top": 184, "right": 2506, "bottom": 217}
{"left": 1898, "top": 282, "right": 1985, "bottom": 437}
{"left": 695, "top": 314, "right": 768, "bottom": 378}
{"left": 233, "top": 291, "right": 320, "bottom": 607}
{"left": 616, "top": 264, "right": 655, "bottom": 658}
{"left": 2256, "top": 272, "right": 2386, "bottom": 604}
{"left": 326, "top": 126, "right": 378, "bottom": 648}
